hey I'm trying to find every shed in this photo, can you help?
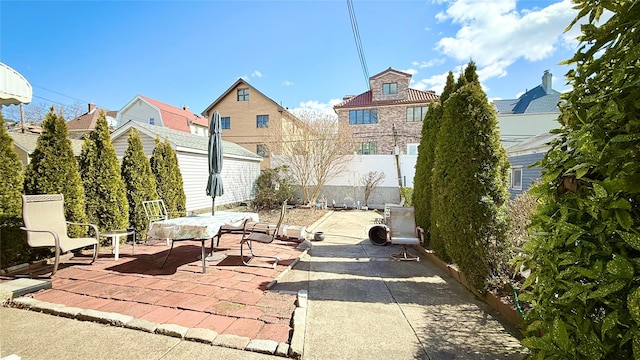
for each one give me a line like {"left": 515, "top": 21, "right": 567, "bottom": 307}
{"left": 110, "top": 121, "right": 262, "bottom": 212}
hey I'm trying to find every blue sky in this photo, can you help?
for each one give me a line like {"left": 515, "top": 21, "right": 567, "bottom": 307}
{"left": 1, "top": 0, "right": 580, "bottom": 119}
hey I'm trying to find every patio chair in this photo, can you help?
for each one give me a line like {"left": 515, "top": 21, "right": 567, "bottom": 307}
{"left": 239, "top": 200, "right": 287, "bottom": 268}
{"left": 387, "top": 206, "right": 423, "bottom": 261}
{"left": 143, "top": 199, "right": 186, "bottom": 244}
{"left": 21, "top": 194, "right": 99, "bottom": 276}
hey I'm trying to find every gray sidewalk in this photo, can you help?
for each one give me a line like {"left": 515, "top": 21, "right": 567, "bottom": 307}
{"left": 0, "top": 306, "right": 275, "bottom": 360}
{"left": 274, "top": 210, "right": 526, "bottom": 359}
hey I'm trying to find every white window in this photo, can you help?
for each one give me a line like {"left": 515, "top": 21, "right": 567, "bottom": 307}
{"left": 149, "top": 117, "right": 155, "bottom": 125}
{"left": 407, "top": 144, "right": 419, "bottom": 155}
{"left": 511, "top": 167, "right": 523, "bottom": 190}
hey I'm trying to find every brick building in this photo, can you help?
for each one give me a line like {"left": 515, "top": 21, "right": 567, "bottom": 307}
{"left": 333, "top": 68, "right": 439, "bottom": 155}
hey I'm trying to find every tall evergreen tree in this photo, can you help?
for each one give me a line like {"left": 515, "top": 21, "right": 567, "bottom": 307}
{"left": 431, "top": 61, "right": 510, "bottom": 291}
{"left": 23, "top": 107, "right": 87, "bottom": 237}
{"left": 413, "top": 71, "right": 456, "bottom": 255}
{"left": 121, "top": 128, "right": 158, "bottom": 239}
{"left": 150, "top": 137, "right": 186, "bottom": 214}
{"left": 0, "top": 114, "right": 28, "bottom": 266}
{"left": 0, "top": 114, "right": 23, "bottom": 221}
{"left": 78, "top": 112, "right": 128, "bottom": 233}
{"left": 518, "top": 1, "right": 640, "bottom": 358}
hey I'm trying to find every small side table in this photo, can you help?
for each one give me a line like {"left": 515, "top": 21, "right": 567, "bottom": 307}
{"left": 100, "top": 229, "right": 135, "bottom": 261}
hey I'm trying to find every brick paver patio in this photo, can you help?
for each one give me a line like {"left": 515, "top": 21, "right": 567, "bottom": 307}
{"left": 24, "top": 234, "right": 306, "bottom": 344}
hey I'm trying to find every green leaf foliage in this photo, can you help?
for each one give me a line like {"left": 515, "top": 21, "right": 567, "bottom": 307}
{"left": 78, "top": 113, "right": 129, "bottom": 234}
{"left": 150, "top": 137, "right": 186, "bottom": 215}
{"left": 23, "top": 107, "right": 87, "bottom": 237}
{"left": 519, "top": 1, "right": 640, "bottom": 358}
{"left": 430, "top": 61, "right": 510, "bottom": 291}
{"left": 121, "top": 128, "right": 158, "bottom": 239}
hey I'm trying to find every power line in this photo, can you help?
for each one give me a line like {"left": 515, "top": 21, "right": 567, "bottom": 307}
{"left": 33, "top": 85, "right": 89, "bottom": 104}
{"left": 347, "top": 0, "right": 369, "bottom": 89}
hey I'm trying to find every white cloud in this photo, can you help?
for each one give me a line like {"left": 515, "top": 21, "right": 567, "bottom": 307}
{"left": 251, "top": 70, "right": 263, "bottom": 78}
{"left": 283, "top": 80, "right": 294, "bottom": 86}
{"left": 433, "top": 0, "right": 577, "bottom": 81}
{"left": 411, "top": 59, "right": 446, "bottom": 69}
{"left": 402, "top": 68, "right": 419, "bottom": 75}
{"left": 412, "top": 71, "right": 450, "bottom": 94}
{"left": 291, "top": 99, "right": 342, "bottom": 117}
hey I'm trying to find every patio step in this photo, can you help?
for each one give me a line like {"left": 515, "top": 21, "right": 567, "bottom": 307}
{"left": 0, "top": 278, "right": 51, "bottom": 301}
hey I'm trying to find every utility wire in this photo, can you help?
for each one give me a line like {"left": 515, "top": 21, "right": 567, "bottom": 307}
{"left": 347, "top": 0, "right": 369, "bottom": 89}
{"left": 33, "top": 85, "right": 89, "bottom": 103}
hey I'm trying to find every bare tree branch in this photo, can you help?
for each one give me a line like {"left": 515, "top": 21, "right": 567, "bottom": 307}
{"left": 266, "top": 109, "right": 355, "bottom": 203}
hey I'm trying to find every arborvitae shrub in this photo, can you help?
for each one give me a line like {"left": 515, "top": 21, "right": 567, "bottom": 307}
{"left": 23, "top": 107, "right": 87, "bottom": 237}
{"left": 150, "top": 137, "right": 186, "bottom": 215}
{"left": 78, "top": 113, "right": 128, "bottom": 237}
{"left": 121, "top": 128, "right": 158, "bottom": 239}
{"left": 431, "top": 62, "right": 510, "bottom": 292}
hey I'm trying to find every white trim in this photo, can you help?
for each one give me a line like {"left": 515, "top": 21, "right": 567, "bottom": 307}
{"left": 511, "top": 166, "right": 523, "bottom": 190}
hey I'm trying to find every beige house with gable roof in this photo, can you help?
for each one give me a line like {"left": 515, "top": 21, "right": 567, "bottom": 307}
{"left": 201, "top": 79, "right": 308, "bottom": 170}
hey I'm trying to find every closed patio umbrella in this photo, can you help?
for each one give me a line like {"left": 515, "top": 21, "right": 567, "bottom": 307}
{"left": 206, "top": 110, "right": 224, "bottom": 215}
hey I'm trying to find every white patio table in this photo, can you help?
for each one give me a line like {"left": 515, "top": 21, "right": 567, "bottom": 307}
{"left": 148, "top": 211, "right": 259, "bottom": 273}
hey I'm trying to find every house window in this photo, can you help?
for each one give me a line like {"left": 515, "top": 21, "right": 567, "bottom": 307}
{"left": 149, "top": 117, "right": 155, "bottom": 125}
{"left": 221, "top": 117, "right": 230, "bottom": 129}
{"left": 256, "top": 114, "right": 269, "bottom": 128}
{"left": 406, "top": 106, "right": 429, "bottom": 122}
{"left": 256, "top": 143, "right": 269, "bottom": 157}
{"left": 349, "top": 109, "right": 378, "bottom": 125}
{"left": 407, "top": 143, "right": 419, "bottom": 155}
{"left": 237, "top": 88, "right": 249, "bottom": 101}
{"left": 383, "top": 83, "right": 398, "bottom": 95}
{"left": 511, "top": 167, "right": 523, "bottom": 190}
{"left": 356, "top": 142, "right": 377, "bottom": 155}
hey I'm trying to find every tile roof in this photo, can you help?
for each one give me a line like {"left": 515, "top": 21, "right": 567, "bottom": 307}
{"left": 113, "top": 120, "right": 262, "bottom": 160}
{"left": 333, "top": 88, "right": 439, "bottom": 109}
{"left": 138, "top": 95, "right": 209, "bottom": 132}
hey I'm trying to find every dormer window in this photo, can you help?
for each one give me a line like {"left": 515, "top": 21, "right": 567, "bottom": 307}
{"left": 382, "top": 83, "right": 397, "bottom": 95}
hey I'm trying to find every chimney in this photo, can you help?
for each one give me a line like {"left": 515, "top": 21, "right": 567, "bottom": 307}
{"left": 542, "top": 70, "right": 552, "bottom": 94}
{"left": 88, "top": 103, "right": 96, "bottom": 113}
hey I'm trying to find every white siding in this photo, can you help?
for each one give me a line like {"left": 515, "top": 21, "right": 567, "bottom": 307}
{"left": 119, "top": 100, "right": 161, "bottom": 127}
{"left": 177, "top": 152, "right": 260, "bottom": 212}
{"left": 111, "top": 125, "right": 261, "bottom": 213}
{"left": 112, "top": 129, "right": 158, "bottom": 159}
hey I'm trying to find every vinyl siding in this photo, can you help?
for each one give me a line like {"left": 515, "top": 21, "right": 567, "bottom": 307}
{"left": 508, "top": 152, "right": 545, "bottom": 198}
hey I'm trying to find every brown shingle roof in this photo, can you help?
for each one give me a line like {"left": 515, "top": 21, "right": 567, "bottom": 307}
{"left": 333, "top": 88, "right": 439, "bottom": 109}
{"left": 67, "top": 108, "right": 117, "bottom": 130}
